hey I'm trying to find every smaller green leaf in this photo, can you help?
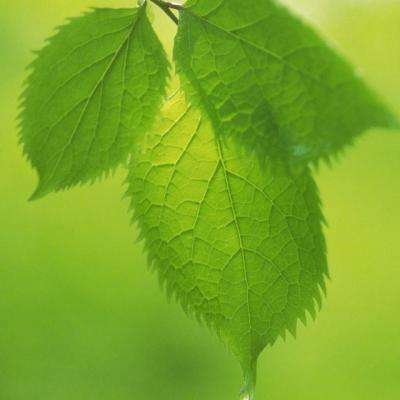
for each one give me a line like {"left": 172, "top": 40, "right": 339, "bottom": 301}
{"left": 20, "top": 5, "right": 169, "bottom": 199}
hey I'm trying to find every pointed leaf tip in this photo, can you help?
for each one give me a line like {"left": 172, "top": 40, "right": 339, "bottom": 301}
{"left": 240, "top": 361, "right": 257, "bottom": 400}
{"left": 29, "top": 183, "right": 50, "bottom": 202}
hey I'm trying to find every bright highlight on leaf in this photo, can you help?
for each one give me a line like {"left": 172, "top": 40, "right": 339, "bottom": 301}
{"left": 174, "top": 0, "right": 399, "bottom": 164}
{"left": 127, "top": 91, "right": 328, "bottom": 391}
{"left": 20, "top": 5, "right": 169, "bottom": 200}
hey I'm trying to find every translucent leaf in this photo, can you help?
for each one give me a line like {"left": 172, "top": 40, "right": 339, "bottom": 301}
{"left": 127, "top": 91, "right": 328, "bottom": 392}
{"left": 20, "top": 5, "right": 169, "bottom": 199}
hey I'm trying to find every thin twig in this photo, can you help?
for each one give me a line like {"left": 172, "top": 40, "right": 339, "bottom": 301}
{"left": 163, "top": 1, "right": 183, "bottom": 10}
{"left": 150, "top": 0, "right": 182, "bottom": 25}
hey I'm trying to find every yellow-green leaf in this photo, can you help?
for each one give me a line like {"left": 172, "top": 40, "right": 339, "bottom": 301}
{"left": 127, "top": 91, "right": 328, "bottom": 396}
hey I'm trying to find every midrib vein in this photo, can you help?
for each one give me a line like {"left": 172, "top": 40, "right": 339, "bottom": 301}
{"left": 215, "top": 138, "right": 253, "bottom": 335}
{"left": 42, "top": 7, "right": 145, "bottom": 188}
{"left": 183, "top": 8, "right": 335, "bottom": 92}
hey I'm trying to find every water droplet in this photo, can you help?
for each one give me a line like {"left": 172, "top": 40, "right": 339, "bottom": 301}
{"left": 239, "top": 387, "right": 254, "bottom": 400}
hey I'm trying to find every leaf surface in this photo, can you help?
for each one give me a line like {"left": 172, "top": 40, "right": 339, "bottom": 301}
{"left": 174, "top": 0, "right": 398, "bottom": 163}
{"left": 20, "top": 5, "right": 169, "bottom": 199}
{"left": 127, "top": 92, "right": 328, "bottom": 391}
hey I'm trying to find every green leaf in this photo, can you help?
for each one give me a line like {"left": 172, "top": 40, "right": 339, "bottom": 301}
{"left": 20, "top": 5, "right": 169, "bottom": 200}
{"left": 127, "top": 91, "right": 328, "bottom": 394}
{"left": 174, "top": 0, "right": 399, "bottom": 164}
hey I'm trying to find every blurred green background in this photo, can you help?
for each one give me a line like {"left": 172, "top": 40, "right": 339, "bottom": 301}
{"left": 1, "top": 1, "right": 399, "bottom": 399}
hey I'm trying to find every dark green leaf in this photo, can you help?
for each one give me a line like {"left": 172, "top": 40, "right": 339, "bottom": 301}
{"left": 174, "top": 0, "right": 398, "bottom": 164}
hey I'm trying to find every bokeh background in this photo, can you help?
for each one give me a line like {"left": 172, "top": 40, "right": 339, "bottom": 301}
{"left": 1, "top": 0, "right": 399, "bottom": 399}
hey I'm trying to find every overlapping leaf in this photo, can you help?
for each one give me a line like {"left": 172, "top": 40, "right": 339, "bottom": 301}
{"left": 19, "top": 1, "right": 397, "bottom": 397}
{"left": 127, "top": 92, "right": 328, "bottom": 394}
{"left": 20, "top": 5, "right": 169, "bottom": 199}
{"left": 174, "top": 0, "right": 398, "bottom": 163}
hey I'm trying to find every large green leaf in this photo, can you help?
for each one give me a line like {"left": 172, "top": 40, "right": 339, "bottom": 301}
{"left": 20, "top": 5, "right": 169, "bottom": 199}
{"left": 174, "top": 0, "right": 398, "bottom": 164}
{"left": 127, "top": 91, "right": 328, "bottom": 396}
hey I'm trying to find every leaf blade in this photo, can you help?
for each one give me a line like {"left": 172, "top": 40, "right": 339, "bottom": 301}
{"left": 20, "top": 6, "right": 169, "bottom": 199}
{"left": 127, "top": 91, "right": 328, "bottom": 382}
{"left": 174, "top": 0, "right": 399, "bottom": 164}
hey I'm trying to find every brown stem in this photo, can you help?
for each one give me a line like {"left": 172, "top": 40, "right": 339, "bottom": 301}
{"left": 150, "top": 0, "right": 182, "bottom": 25}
